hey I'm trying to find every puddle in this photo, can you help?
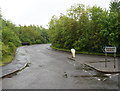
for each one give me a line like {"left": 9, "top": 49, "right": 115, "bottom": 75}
{"left": 68, "top": 59, "right": 119, "bottom": 82}
{"left": 72, "top": 62, "right": 118, "bottom": 81}
{"left": 38, "top": 65, "right": 45, "bottom": 67}
{"left": 39, "top": 65, "right": 43, "bottom": 67}
{"left": 71, "top": 74, "right": 108, "bottom": 78}
{"left": 71, "top": 72, "right": 110, "bottom": 81}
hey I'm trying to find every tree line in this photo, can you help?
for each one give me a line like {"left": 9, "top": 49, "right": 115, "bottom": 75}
{"left": 0, "top": 0, "right": 120, "bottom": 65}
{"left": 48, "top": 0, "right": 120, "bottom": 54}
{"left": 0, "top": 16, "right": 49, "bottom": 65}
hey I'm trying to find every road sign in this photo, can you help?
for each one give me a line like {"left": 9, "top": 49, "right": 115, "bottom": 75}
{"left": 104, "top": 46, "right": 117, "bottom": 68}
{"left": 105, "top": 47, "right": 116, "bottom": 53}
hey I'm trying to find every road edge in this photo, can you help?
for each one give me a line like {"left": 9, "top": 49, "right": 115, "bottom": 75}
{"left": 0, "top": 47, "right": 30, "bottom": 78}
{"left": 68, "top": 57, "right": 120, "bottom": 74}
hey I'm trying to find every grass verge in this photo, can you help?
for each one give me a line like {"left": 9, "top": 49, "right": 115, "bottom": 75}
{"left": 0, "top": 55, "right": 14, "bottom": 66}
{"left": 50, "top": 45, "right": 120, "bottom": 57}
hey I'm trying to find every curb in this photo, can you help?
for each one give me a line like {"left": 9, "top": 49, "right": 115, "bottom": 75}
{"left": 67, "top": 57, "right": 120, "bottom": 74}
{"left": 0, "top": 47, "right": 30, "bottom": 78}
{"left": 1, "top": 63, "right": 29, "bottom": 78}
{"left": 84, "top": 63, "right": 120, "bottom": 74}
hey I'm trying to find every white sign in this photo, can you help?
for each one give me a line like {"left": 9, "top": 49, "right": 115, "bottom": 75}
{"left": 105, "top": 47, "right": 117, "bottom": 53}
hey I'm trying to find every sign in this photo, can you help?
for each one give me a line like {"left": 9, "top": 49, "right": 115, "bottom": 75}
{"left": 104, "top": 47, "right": 116, "bottom": 53}
{"left": 103, "top": 46, "right": 117, "bottom": 68}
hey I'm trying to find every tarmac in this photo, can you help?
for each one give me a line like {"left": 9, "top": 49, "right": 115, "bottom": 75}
{"left": 0, "top": 46, "right": 30, "bottom": 78}
{"left": 69, "top": 55, "right": 120, "bottom": 74}
{"left": 0, "top": 46, "right": 120, "bottom": 78}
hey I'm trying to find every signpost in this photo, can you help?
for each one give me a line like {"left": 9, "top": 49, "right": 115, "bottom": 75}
{"left": 104, "top": 47, "right": 116, "bottom": 53}
{"left": 104, "top": 46, "right": 117, "bottom": 68}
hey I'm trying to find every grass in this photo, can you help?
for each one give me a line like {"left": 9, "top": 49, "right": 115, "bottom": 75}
{"left": 51, "top": 45, "right": 71, "bottom": 52}
{"left": 0, "top": 55, "right": 14, "bottom": 66}
{"left": 50, "top": 45, "right": 120, "bottom": 57}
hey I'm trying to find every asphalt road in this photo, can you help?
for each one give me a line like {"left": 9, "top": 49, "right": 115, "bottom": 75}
{"left": 1, "top": 44, "right": 119, "bottom": 89}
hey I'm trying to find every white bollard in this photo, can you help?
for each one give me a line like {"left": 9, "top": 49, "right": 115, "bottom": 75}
{"left": 71, "top": 48, "right": 75, "bottom": 58}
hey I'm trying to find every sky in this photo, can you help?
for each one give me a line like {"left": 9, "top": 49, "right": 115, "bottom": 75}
{"left": 0, "top": 0, "right": 111, "bottom": 28}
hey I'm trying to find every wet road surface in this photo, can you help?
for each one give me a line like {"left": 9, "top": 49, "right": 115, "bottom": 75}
{"left": 1, "top": 44, "right": 119, "bottom": 89}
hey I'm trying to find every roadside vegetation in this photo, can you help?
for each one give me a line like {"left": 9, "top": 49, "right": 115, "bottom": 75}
{"left": 48, "top": 0, "right": 120, "bottom": 55}
{"left": 0, "top": 15, "right": 49, "bottom": 66}
{"left": 0, "top": 0, "right": 119, "bottom": 66}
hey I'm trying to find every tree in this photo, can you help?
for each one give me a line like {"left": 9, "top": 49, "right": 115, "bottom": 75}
{"left": 48, "top": 3, "right": 120, "bottom": 54}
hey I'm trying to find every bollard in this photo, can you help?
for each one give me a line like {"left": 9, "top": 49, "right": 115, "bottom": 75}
{"left": 71, "top": 48, "right": 75, "bottom": 58}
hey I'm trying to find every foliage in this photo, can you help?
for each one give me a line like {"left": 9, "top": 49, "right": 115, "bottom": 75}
{"left": 1, "top": 18, "right": 49, "bottom": 66}
{"left": 48, "top": 1, "right": 120, "bottom": 54}
{"left": 1, "top": 0, "right": 120, "bottom": 66}
{"left": 16, "top": 25, "right": 49, "bottom": 44}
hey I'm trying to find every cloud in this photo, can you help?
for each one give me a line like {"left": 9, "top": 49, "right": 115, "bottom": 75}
{"left": 0, "top": 0, "right": 111, "bottom": 28}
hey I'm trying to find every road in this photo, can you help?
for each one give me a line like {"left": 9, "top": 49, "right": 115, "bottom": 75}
{"left": 1, "top": 44, "right": 119, "bottom": 89}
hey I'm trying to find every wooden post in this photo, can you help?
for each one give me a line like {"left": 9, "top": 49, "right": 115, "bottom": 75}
{"left": 104, "top": 46, "right": 117, "bottom": 68}
{"left": 105, "top": 52, "right": 107, "bottom": 67}
{"left": 114, "top": 53, "right": 116, "bottom": 68}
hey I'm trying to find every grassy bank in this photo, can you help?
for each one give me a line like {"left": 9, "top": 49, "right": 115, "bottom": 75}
{"left": 0, "top": 47, "right": 17, "bottom": 66}
{"left": 0, "top": 55, "right": 14, "bottom": 66}
{"left": 50, "top": 45, "right": 120, "bottom": 57}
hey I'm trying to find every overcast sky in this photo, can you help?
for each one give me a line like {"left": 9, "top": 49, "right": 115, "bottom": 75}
{"left": 0, "top": 0, "right": 111, "bottom": 28}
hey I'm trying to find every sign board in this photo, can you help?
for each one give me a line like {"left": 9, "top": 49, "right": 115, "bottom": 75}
{"left": 103, "top": 46, "right": 117, "bottom": 68}
{"left": 105, "top": 47, "right": 117, "bottom": 53}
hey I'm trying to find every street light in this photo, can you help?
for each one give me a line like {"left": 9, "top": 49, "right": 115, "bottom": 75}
{"left": 71, "top": 48, "right": 75, "bottom": 58}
